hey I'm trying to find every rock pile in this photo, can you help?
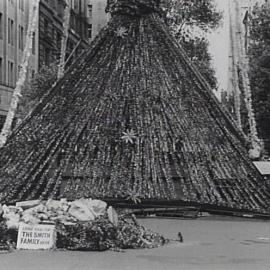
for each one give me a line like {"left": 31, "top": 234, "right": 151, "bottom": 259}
{"left": 0, "top": 198, "right": 168, "bottom": 252}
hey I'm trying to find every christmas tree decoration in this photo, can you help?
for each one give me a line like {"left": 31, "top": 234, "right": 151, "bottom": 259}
{"left": 57, "top": 0, "right": 71, "bottom": 80}
{"left": 115, "top": 27, "right": 128, "bottom": 38}
{"left": 121, "top": 129, "right": 137, "bottom": 144}
{"left": 0, "top": 0, "right": 269, "bottom": 213}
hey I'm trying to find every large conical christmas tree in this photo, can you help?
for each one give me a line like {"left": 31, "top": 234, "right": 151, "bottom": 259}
{"left": 0, "top": 0, "right": 269, "bottom": 213}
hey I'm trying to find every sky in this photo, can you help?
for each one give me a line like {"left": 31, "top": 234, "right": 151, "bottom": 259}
{"left": 208, "top": 0, "right": 230, "bottom": 99}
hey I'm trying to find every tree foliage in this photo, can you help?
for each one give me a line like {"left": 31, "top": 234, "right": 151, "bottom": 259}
{"left": 248, "top": 3, "right": 270, "bottom": 154}
{"left": 162, "top": 0, "right": 222, "bottom": 31}
{"left": 180, "top": 37, "right": 218, "bottom": 89}
{"left": 17, "top": 63, "right": 58, "bottom": 121}
{"left": 161, "top": 0, "right": 222, "bottom": 90}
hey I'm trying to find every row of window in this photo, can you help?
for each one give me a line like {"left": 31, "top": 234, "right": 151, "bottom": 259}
{"left": 44, "top": 0, "right": 65, "bottom": 17}
{"left": 69, "top": 13, "right": 89, "bottom": 40}
{"left": 0, "top": 58, "right": 35, "bottom": 87}
{"left": 43, "top": 19, "right": 64, "bottom": 51}
{"left": 8, "top": 0, "right": 24, "bottom": 9}
{"left": 19, "top": 0, "right": 25, "bottom": 11}
{"left": 0, "top": 114, "right": 19, "bottom": 131}
{"left": 43, "top": 15, "right": 90, "bottom": 43}
{"left": 0, "top": 58, "right": 14, "bottom": 87}
{"left": 0, "top": 13, "right": 36, "bottom": 54}
{"left": 41, "top": 38, "right": 77, "bottom": 67}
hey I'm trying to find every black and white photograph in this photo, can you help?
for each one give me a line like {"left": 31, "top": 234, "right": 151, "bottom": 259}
{"left": 0, "top": 0, "right": 270, "bottom": 269}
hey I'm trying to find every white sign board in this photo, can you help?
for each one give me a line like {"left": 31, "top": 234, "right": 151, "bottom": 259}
{"left": 17, "top": 223, "right": 56, "bottom": 250}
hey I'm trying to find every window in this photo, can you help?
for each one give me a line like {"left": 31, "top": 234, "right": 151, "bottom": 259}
{"left": 19, "top": 25, "right": 24, "bottom": 50}
{"left": 44, "top": 19, "right": 49, "bottom": 36}
{"left": 11, "top": 61, "right": 14, "bottom": 86}
{"left": 70, "top": 0, "right": 75, "bottom": 9}
{"left": 45, "top": 48, "right": 50, "bottom": 66}
{"left": 0, "top": 58, "right": 3, "bottom": 83}
{"left": 32, "top": 32, "right": 35, "bottom": 54}
{"left": 52, "top": 27, "right": 55, "bottom": 40}
{"left": 19, "top": 0, "right": 24, "bottom": 10}
{"left": 11, "top": 20, "right": 14, "bottom": 45}
{"left": 8, "top": 19, "right": 10, "bottom": 43}
{"left": 8, "top": 61, "right": 14, "bottom": 87}
{"left": 57, "top": 32, "right": 62, "bottom": 48}
{"left": 70, "top": 13, "right": 75, "bottom": 30}
{"left": 0, "top": 13, "right": 3, "bottom": 39}
{"left": 56, "top": 0, "right": 64, "bottom": 17}
{"left": 31, "top": 69, "right": 35, "bottom": 80}
{"left": 18, "top": 65, "right": 21, "bottom": 78}
{"left": 87, "top": 4, "right": 93, "bottom": 20}
{"left": 0, "top": 115, "right": 6, "bottom": 131}
{"left": 8, "top": 18, "right": 14, "bottom": 45}
{"left": 88, "top": 24, "right": 92, "bottom": 39}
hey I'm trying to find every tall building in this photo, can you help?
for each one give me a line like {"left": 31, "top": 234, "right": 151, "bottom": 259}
{"left": 87, "top": 0, "right": 109, "bottom": 40}
{"left": 224, "top": 0, "right": 269, "bottom": 157}
{"left": 0, "top": 0, "right": 103, "bottom": 130}
{"left": 226, "top": 0, "right": 267, "bottom": 117}
{"left": 38, "top": 0, "right": 109, "bottom": 69}
{"left": 0, "top": 0, "right": 38, "bottom": 130}
{"left": 39, "top": 0, "right": 91, "bottom": 69}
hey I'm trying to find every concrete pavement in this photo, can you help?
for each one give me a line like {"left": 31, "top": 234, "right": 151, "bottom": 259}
{"left": 1, "top": 216, "right": 270, "bottom": 270}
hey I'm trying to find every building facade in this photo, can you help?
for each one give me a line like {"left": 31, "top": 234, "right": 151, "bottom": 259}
{"left": 0, "top": 0, "right": 38, "bottom": 130}
{"left": 38, "top": 0, "right": 91, "bottom": 69}
{"left": 87, "top": 0, "right": 109, "bottom": 40}
{"left": 223, "top": 0, "right": 270, "bottom": 156}
{"left": 38, "top": 0, "right": 109, "bottom": 70}
{"left": 0, "top": 0, "right": 109, "bottom": 131}
{"left": 226, "top": 0, "right": 269, "bottom": 115}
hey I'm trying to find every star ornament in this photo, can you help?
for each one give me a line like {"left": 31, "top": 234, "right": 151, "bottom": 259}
{"left": 115, "top": 27, "right": 128, "bottom": 38}
{"left": 126, "top": 189, "right": 142, "bottom": 204}
{"left": 121, "top": 129, "right": 137, "bottom": 144}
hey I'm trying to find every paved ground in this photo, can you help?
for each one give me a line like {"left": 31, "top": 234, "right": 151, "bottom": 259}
{"left": 1, "top": 216, "right": 270, "bottom": 270}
